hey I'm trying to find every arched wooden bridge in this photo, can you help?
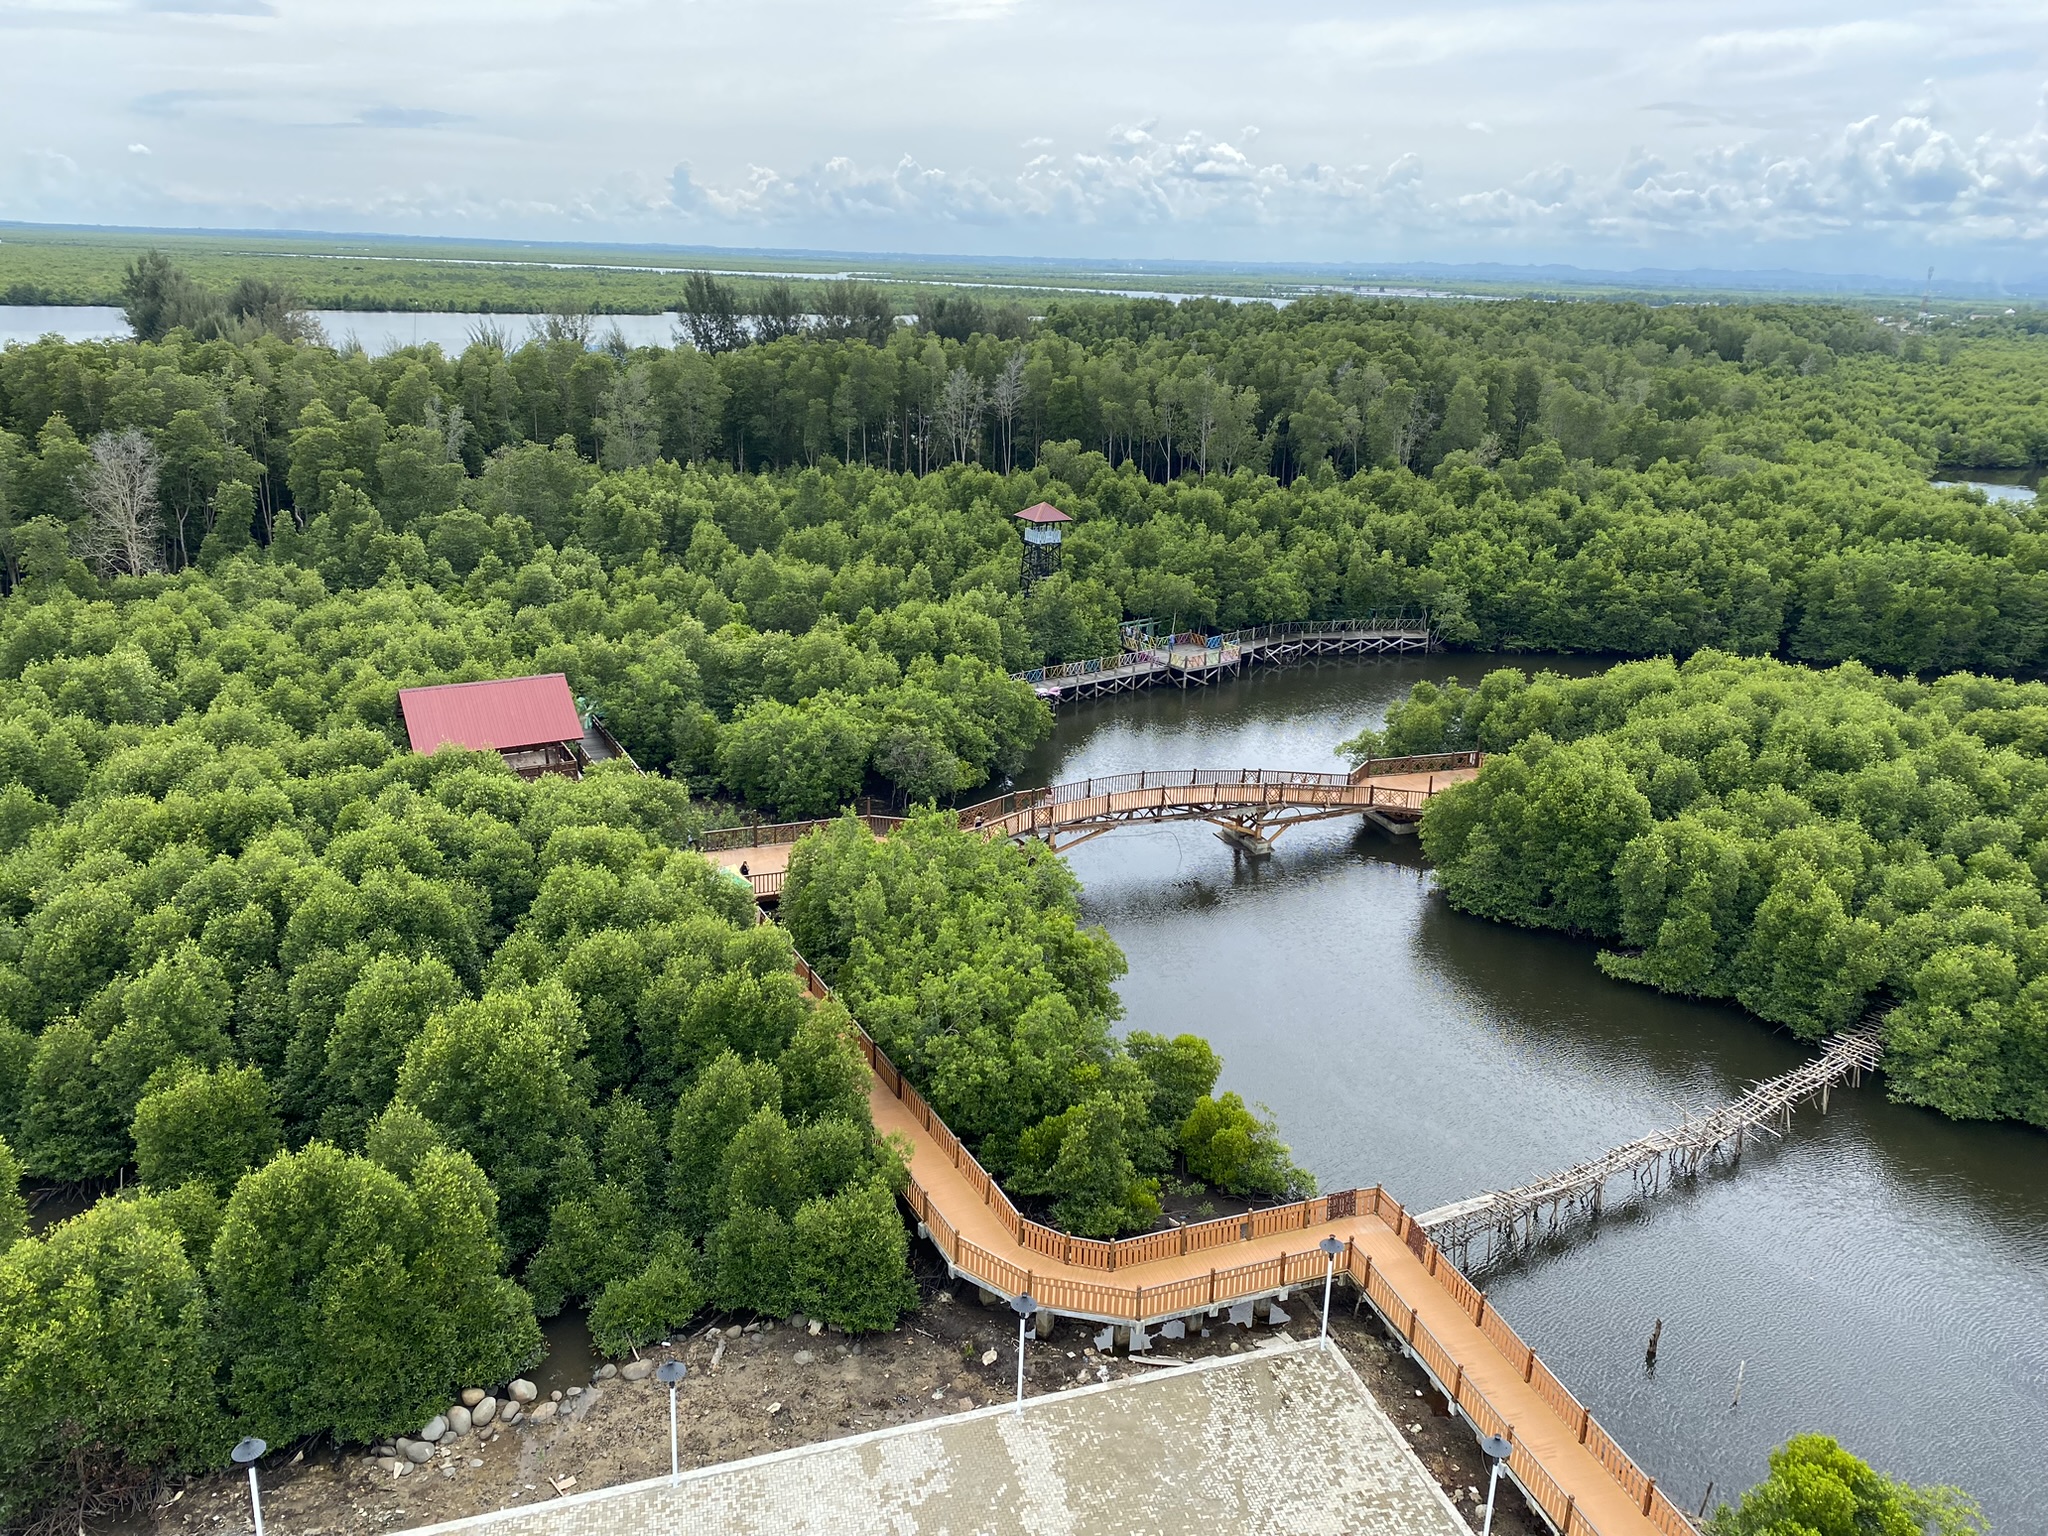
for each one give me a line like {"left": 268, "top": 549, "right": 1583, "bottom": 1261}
{"left": 954, "top": 751, "right": 1481, "bottom": 854}
{"left": 702, "top": 751, "right": 1483, "bottom": 897}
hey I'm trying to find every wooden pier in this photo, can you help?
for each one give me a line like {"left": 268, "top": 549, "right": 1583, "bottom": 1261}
{"left": 1418, "top": 1023, "right": 1886, "bottom": 1272}
{"left": 1015, "top": 616, "right": 1434, "bottom": 705}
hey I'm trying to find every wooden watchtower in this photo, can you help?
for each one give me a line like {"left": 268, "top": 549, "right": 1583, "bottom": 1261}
{"left": 1015, "top": 502, "right": 1072, "bottom": 593}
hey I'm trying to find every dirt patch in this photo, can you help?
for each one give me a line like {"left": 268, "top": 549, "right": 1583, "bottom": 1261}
{"left": 141, "top": 1276, "right": 1545, "bottom": 1536}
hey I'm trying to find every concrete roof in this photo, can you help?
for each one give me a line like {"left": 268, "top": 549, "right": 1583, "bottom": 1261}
{"left": 395, "top": 1342, "right": 1469, "bottom": 1536}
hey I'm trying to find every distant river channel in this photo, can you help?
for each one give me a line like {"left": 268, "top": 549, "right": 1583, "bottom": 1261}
{"left": 0, "top": 305, "right": 682, "bottom": 355}
{"left": 1015, "top": 655, "right": 2048, "bottom": 1529}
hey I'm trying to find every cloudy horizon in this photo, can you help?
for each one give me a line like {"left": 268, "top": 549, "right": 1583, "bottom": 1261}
{"left": 4, "top": 0, "right": 2047, "bottom": 282}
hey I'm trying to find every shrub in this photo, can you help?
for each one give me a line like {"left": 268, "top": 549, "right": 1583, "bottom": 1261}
{"left": 0, "top": 1200, "right": 227, "bottom": 1529}
{"left": 209, "top": 1143, "right": 538, "bottom": 1445}
{"left": 588, "top": 1233, "right": 706, "bottom": 1355}
{"left": 1709, "top": 1434, "right": 1985, "bottom": 1536}
{"left": 131, "top": 1063, "right": 281, "bottom": 1194}
{"left": 1180, "top": 1093, "right": 1313, "bottom": 1199}
{"left": 790, "top": 1179, "right": 918, "bottom": 1333}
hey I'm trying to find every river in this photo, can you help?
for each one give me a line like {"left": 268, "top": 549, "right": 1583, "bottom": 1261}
{"left": 1015, "top": 655, "right": 2048, "bottom": 1530}
{"left": 0, "top": 305, "right": 682, "bottom": 355}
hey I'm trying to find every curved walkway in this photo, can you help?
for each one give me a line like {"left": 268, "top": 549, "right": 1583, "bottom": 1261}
{"left": 706, "top": 753, "right": 1483, "bottom": 898}
{"left": 787, "top": 951, "right": 1693, "bottom": 1536}
{"left": 954, "top": 753, "right": 1479, "bottom": 852}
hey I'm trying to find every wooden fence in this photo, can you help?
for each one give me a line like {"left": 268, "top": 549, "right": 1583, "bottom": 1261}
{"left": 700, "top": 807, "right": 905, "bottom": 854}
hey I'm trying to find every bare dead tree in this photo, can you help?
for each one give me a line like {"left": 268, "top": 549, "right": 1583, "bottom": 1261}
{"left": 1189, "top": 370, "right": 1219, "bottom": 479}
{"left": 1392, "top": 398, "right": 1438, "bottom": 470}
{"left": 1155, "top": 380, "right": 1180, "bottom": 479}
{"left": 77, "top": 430, "right": 164, "bottom": 578}
{"left": 989, "top": 350, "right": 1026, "bottom": 473}
{"left": 937, "top": 366, "right": 988, "bottom": 465}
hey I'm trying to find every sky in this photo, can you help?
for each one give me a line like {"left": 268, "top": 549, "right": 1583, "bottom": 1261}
{"left": 3, "top": 0, "right": 2047, "bottom": 280}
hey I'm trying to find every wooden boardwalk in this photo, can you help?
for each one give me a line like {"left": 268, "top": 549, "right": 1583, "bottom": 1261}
{"left": 704, "top": 754, "right": 1480, "bottom": 898}
{"left": 789, "top": 949, "right": 1694, "bottom": 1536}
{"left": 1015, "top": 618, "right": 1434, "bottom": 704}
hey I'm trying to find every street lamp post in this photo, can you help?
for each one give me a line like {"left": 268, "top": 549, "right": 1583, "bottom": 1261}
{"left": 231, "top": 1437, "right": 267, "bottom": 1536}
{"left": 1009, "top": 1293, "right": 1037, "bottom": 1414}
{"left": 656, "top": 1361, "right": 688, "bottom": 1485}
{"left": 1479, "top": 1433, "right": 1513, "bottom": 1536}
{"left": 1317, "top": 1235, "right": 1344, "bottom": 1346}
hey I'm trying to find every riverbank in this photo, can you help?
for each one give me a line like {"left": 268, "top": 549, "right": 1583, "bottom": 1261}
{"left": 138, "top": 1278, "right": 1540, "bottom": 1536}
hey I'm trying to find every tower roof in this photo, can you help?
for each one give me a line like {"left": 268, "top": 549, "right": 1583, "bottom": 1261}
{"left": 1014, "top": 502, "right": 1073, "bottom": 525}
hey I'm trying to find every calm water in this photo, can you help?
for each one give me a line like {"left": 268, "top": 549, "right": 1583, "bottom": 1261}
{"left": 1933, "top": 469, "right": 2039, "bottom": 506}
{"left": 1017, "top": 656, "right": 2048, "bottom": 1529}
{"left": 0, "top": 305, "right": 682, "bottom": 355}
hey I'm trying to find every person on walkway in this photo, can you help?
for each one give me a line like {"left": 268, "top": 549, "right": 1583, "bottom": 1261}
{"left": 739, "top": 860, "right": 750, "bottom": 878}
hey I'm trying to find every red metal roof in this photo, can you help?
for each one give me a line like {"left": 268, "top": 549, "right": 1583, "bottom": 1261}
{"left": 399, "top": 674, "right": 585, "bottom": 754}
{"left": 1014, "top": 502, "right": 1073, "bottom": 524}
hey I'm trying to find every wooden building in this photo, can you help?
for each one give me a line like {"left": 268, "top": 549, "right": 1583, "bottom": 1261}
{"left": 398, "top": 673, "right": 600, "bottom": 779}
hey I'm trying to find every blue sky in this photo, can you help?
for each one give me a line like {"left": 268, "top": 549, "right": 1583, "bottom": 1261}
{"left": 3, "top": 0, "right": 2046, "bottom": 279}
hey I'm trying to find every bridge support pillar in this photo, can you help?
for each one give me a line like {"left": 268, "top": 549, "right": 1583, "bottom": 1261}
{"left": 1215, "top": 822, "right": 1275, "bottom": 857}
{"left": 1361, "top": 809, "right": 1418, "bottom": 838}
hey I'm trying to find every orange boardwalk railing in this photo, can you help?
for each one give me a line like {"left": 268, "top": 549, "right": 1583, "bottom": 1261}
{"left": 702, "top": 809, "right": 904, "bottom": 853}
{"left": 789, "top": 932, "right": 1669, "bottom": 1536}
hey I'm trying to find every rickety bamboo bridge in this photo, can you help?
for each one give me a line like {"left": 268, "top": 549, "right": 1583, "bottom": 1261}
{"left": 787, "top": 947, "right": 1701, "bottom": 1536}
{"left": 1013, "top": 615, "right": 1435, "bottom": 704}
{"left": 1418, "top": 1023, "right": 1886, "bottom": 1272}
{"left": 701, "top": 751, "right": 1483, "bottom": 898}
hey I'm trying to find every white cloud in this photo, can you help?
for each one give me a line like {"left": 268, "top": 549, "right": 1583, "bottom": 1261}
{"left": 630, "top": 110, "right": 2048, "bottom": 259}
{"left": 3, "top": 0, "right": 2047, "bottom": 273}
{"left": 127, "top": 142, "right": 151, "bottom": 154}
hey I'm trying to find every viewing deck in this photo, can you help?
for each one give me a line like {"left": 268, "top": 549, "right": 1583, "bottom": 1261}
{"left": 1015, "top": 617, "right": 1434, "bottom": 704}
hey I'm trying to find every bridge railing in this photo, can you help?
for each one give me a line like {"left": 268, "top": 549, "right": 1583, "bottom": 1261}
{"left": 1220, "top": 612, "right": 1433, "bottom": 648}
{"left": 953, "top": 767, "right": 1460, "bottom": 837}
{"left": 1019, "top": 649, "right": 1166, "bottom": 684}
{"left": 1012, "top": 611, "right": 1433, "bottom": 686}
{"left": 701, "top": 807, "right": 904, "bottom": 853}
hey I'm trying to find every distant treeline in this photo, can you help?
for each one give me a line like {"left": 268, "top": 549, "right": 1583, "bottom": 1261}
{"left": 3, "top": 273, "right": 2048, "bottom": 673}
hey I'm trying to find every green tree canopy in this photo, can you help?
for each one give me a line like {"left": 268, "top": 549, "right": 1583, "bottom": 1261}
{"left": 208, "top": 1141, "right": 538, "bottom": 1445}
